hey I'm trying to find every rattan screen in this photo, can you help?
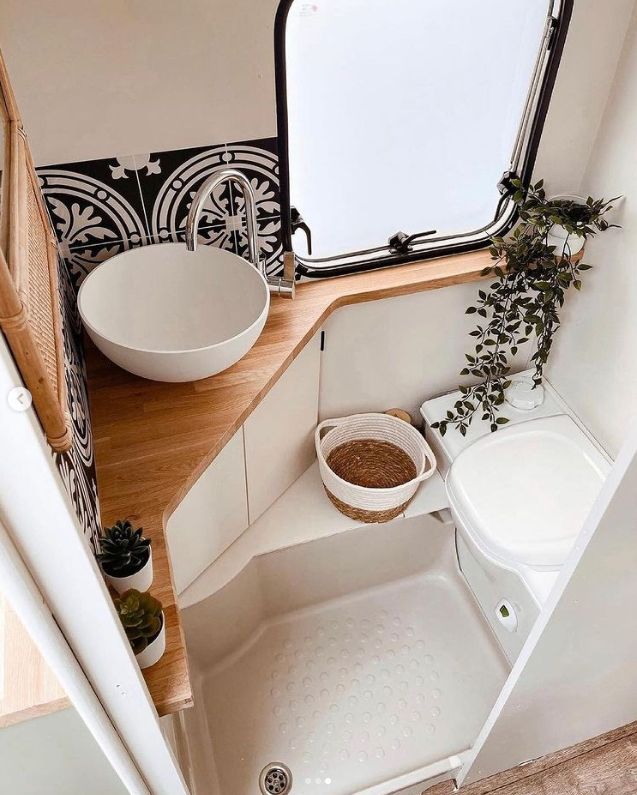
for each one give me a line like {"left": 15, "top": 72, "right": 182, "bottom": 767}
{"left": 0, "top": 51, "right": 71, "bottom": 451}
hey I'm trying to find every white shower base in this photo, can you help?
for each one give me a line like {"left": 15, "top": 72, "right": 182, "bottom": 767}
{"left": 182, "top": 511, "right": 508, "bottom": 795}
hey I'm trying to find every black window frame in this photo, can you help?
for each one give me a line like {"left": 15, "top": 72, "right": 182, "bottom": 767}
{"left": 274, "top": 0, "right": 574, "bottom": 279}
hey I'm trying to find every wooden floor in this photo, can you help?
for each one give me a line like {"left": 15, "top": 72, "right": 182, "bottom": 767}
{"left": 429, "top": 723, "right": 637, "bottom": 795}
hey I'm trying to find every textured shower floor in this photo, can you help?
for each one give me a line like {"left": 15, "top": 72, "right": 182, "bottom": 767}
{"left": 199, "top": 565, "right": 507, "bottom": 795}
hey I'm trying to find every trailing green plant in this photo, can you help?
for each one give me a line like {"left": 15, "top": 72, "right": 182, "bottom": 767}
{"left": 98, "top": 519, "right": 151, "bottom": 577}
{"left": 432, "top": 181, "right": 619, "bottom": 437}
{"left": 114, "top": 589, "right": 163, "bottom": 654}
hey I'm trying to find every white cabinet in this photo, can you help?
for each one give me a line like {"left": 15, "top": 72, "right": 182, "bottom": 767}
{"left": 166, "top": 428, "right": 248, "bottom": 594}
{"left": 244, "top": 333, "right": 321, "bottom": 523}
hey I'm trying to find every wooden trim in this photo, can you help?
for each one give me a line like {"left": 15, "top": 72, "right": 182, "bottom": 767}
{"left": 0, "top": 597, "right": 69, "bottom": 729}
{"left": 427, "top": 721, "right": 637, "bottom": 794}
{"left": 0, "top": 47, "right": 20, "bottom": 124}
{"left": 0, "top": 48, "right": 71, "bottom": 452}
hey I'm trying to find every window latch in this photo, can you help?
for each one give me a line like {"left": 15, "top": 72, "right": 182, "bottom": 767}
{"left": 498, "top": 170, "right": 519, "bottom": 196}
{"left": 290, "top": 206, "right": 313, "bottom": 255}
{"left": 388, "top": 228, "right": 437, "bottom": 254}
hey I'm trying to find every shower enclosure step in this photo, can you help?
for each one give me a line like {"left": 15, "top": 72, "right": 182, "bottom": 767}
{"left": 185, "top": 516, "right": 508, "bottom": 795}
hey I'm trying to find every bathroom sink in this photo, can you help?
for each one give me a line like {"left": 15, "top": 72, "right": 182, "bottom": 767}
{"left": 78, "top": 243, "right": 270, "bottom": 382}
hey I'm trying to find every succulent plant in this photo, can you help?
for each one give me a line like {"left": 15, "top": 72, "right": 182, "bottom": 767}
{"left": 114, "top": 589, "right": 163, "bottom": 655}
{"left": 98, "top": 519, "right": 151, "bottom": 577}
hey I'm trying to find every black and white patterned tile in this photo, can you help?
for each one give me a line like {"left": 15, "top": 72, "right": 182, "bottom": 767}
{"left": 222, "top": 137, "right": 283, "bottom": 274}
{"left": 135, "top": 144, "right": 231, "bottom": 242}
{"left": 62, "top": 238, "right": 146, "bottom": 292}
{"left": 38, "top": 158, "right": 147, "bottom": 249}
{"left": 235, "top": 213, "right": 284, "bottom": 276}
{"left": 222, "top": 137, "right": 280, "bottom": 220}
{"left": 38, "top": 136, "right": 284, "bottom": 290}
{"left": 54, "top": 254, "right": 101, "bottom": 549}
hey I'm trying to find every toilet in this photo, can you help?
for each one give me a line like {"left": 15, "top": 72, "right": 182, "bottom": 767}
{"left": 422, "top": 373, "right": 611, "bottom": 662}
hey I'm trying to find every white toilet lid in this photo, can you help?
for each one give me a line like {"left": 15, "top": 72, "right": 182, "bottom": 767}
{"left": 446, "top": 415, "right": 611, "bottom": 569}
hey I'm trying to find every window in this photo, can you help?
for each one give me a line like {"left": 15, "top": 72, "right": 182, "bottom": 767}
{"left": 275, "top": 0, "right": 573, "bottom": 276}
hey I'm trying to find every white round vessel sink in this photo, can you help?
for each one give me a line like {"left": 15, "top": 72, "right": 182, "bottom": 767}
{"left": 78, "top": 243, "right": 270, "bottom": 382}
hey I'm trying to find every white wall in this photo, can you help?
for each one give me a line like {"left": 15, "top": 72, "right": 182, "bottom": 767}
{"left": 0, "top": 0, "right": 631, "bottom": 172}
{"left": 0, "top": 708, "right": 128, "bottom": 795}
{"left": 0, "top": 0, "right": 279, "bottom": 165}
{"left": 533, "top": 0, "right": 634, "bottom": 194}
{"left": 547, "top": 2, "right": 637, "bottom": 458}
{"left": 319, "top": 283, "right": 534, "bottom": 423}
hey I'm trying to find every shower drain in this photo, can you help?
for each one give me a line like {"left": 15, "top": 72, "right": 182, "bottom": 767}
{"left": 259, "top": 762, "right": 293, "bottom": 795}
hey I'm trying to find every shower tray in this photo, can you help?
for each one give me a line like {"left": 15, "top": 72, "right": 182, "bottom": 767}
{"left": 182, "top": 514, "right": 509, "bottom": 795}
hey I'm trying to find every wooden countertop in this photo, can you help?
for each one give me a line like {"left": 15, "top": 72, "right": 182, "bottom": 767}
{"left": 86, "top": 249, "right": 492, "bottom": 716}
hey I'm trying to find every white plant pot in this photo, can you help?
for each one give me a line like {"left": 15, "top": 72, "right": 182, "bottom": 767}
{"left": 102, "top": 547, "right": 153, "bottom": 595}
{"left": 546, "top": 193, "right": 586, "bottom": 256}
{"left": 135, "top": 612, "right": 166, "bottom": 670}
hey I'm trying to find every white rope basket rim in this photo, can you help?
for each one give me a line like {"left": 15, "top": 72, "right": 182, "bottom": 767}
{"left": 315, "top": 413, "right": 437, "bottom": 501}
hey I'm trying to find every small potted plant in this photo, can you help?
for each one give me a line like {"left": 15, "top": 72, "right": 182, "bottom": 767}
{"left": 114, "top": 589, "right": 165, "bottom": 669}
{"left": 543, "top": 194, "right": 589, "bottom": 255}
{"left": 97, "top": 519, "right": 153, "bottom": 594}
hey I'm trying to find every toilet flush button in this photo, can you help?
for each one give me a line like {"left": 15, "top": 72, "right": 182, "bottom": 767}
{"left": 495, "top": 599, "right": 518, "bottom": 633}
{"left": 505, "top": 377, "right": 545, "bottom": 411}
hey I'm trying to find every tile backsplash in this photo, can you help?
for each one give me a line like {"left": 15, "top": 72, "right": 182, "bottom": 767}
{"left": 37, "top": 136, "right": 283, "bottom": 292}
{"left": 54, "top": 254, "right": 101, "bottom": 548}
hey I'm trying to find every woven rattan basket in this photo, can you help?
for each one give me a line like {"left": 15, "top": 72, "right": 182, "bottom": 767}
{"left": 315, "top": 413, "right": 437, "bottom": 523}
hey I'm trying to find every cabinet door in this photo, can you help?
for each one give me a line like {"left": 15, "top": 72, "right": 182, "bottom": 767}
{"left": 244, "top": 333, "right": 321, "bottom": 523}
{"left": 166, "top": 428, "right": 248, "bottom": 594}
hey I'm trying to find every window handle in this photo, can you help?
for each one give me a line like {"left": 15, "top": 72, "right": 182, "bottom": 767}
{"left": 290, "top": 206, "right": 313, "bottom": 255}
{"left": 389, "top": 228, "right": 437, "bottom": 254}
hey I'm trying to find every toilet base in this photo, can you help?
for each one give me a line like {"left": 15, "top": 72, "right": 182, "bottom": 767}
{"left": 455, "top": 526, "right": 541, "bottom": 664}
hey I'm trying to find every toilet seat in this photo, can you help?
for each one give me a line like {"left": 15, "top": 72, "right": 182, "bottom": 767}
{"left": 446, "top": 415, "right": 610, "bottom": 570}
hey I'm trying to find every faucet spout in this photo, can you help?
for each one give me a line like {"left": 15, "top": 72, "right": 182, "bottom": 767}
{"left": 185, "top": 168, "right": 294, "bottom": 298}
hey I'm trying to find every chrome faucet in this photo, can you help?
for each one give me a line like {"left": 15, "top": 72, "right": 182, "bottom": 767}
{"left": 185, "top": 168, "right": 295, "bottom": 298}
